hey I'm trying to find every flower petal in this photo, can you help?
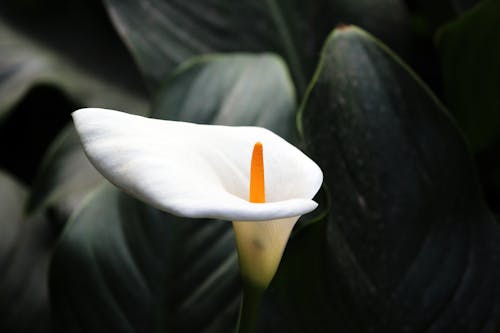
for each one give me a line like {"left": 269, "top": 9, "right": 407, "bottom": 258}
{"left": 72, "top": 108, "right": 323, "bottom": 221}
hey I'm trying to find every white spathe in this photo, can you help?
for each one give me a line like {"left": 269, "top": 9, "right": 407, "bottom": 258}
{"left": 73, "top": 108, "right": 323, "bottom": 289}
{"left": 72, "top": 108, "right": 323, "bottom": 222}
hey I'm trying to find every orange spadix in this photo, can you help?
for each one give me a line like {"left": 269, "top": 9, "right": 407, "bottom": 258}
{"left": 249, "top": 142, "right": 265, "bottom": 203}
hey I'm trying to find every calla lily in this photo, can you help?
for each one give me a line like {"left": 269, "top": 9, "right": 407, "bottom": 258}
{"left": 72, "top": 108, "right": 323, "bottom": 292}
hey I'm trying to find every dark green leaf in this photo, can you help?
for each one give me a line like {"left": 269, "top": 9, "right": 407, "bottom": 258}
{"left": 50, "top": 185, "right": 240, "bottom": 333}
{"left": 0, "top": 170, "right": 28, "bottom": 257}
{"left": 27, "top": 124, "right": 104, "bottom": 219}
{"left": 0, "top": 170, "right": 55, "bottom": 333}
{"left": 258, "top": 221, "right": 333, "bottom": 332}
{"left": 292, "top": 25, "right": 500, "bottom": 332}
{"left": 406, "top": 0, "right": 478, "bottom": 36}
{"left": 154, "top": 54, "right": 297, "bottom": 140}
{"left": 103, "top": 0, "right": 409, "bottom": 92}
{"left": 103, "top": 0, "right": 312, "bottom": 92}
{"left": 0, "top": 0, "right": 148, "bottom": 108}
{"left": 436, "top": 0, "right": 500, "bottom": 152}
{"left": 0, "top": 18, "right": 149, "bottom": 122}
{"left": 0, "top": 10, "right": 148, "bottom": 182}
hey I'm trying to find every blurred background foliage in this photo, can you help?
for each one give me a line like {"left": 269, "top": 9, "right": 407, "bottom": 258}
{"left": 1, "top": 0, "right": 500, "bottom": 332}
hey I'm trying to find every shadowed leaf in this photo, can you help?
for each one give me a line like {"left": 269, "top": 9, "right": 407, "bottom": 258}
{"left": 269, "top": 25, "right": 500, "bottom": 332}
{"left": 27, "top": 124, "right": 104, "bottom": 220}
{"left": 103, "top": 0, "right": 409, "bottom": 92}
{"left": 154, "top": 53, "right": 296, "bottom": 140}
{"left": 50, "top": 185, "right": 241, "bottom": 333}
{"left": 436, "top": 0, "right": 500, "bottom": 152}
{"left": 0, "top": 170, "right": 55, "bottom": 333}
{"left": 0, "top": 19, "right": 148, "bottom": 122}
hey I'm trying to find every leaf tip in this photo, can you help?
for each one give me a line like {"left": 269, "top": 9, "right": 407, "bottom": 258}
{"left": 335, "top": 23, "right": 352, "bottom": 31}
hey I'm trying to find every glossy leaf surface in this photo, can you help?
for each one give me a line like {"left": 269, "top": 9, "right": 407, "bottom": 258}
{"left": 51, "top": 185, "right": 241, "bottom": 333}
{"left": 292, "top": 26, "right": 500, "bottom": 332}
{"left": 154, "top": 54, "right": 296, "bottom": 139}
{"left": 103, "top": 0, "right": 409, "bottom": 92}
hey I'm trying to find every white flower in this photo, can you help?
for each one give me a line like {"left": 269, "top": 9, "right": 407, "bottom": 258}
{"left": 73, "top": 108, "right": 323, "bottom": 288}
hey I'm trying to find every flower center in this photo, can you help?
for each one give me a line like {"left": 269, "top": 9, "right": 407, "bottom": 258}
{"left": 249, "top": 142, "right": 265, "bottom": 203}
{"left": 232, "top": 141, "right": 298, "bottom": 290}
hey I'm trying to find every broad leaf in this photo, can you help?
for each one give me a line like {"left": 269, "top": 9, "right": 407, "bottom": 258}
{"left": 0, "top": 19, "right": 148, "bottom": 122}
{"left": 258, "top": 221, "right": 332, "bottom": 332}
{"left": 289, "top": 26, "right": 500, "bottom": 332}
{"left": 0, "top": 0, "right": 144, "bottom": 97}
{"left": 27, "top": 124, "right": 104, "bottom": 219}
{"left": 50, "top": 54, "right": 298, "bottom": 332}
{"left": 103, "top": 0, "right": 409, "bottom": 92}
{"left": 153, "top": 54, "right": 296, "bottom": 139}
{"left": 406, "top": 0, "right": 480, "bottom": 33}
{"left": 0, "top": 170, "right": 27, "bottom": 268}
{"left": 0, "top": 6, "right": 148, "bottom": 182}
{"left": 436, "top": 0, "right": 500, "bottom": 152}
{"left": 0, "top": 170, "right": 55, "bottom": 333}
{"left": 50, "top": 185, "right": 241, "bottom": 333}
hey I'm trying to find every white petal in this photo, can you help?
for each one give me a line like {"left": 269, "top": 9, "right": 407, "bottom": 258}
{"left": 72, "top": 108, "right": 323, "bottom": 221}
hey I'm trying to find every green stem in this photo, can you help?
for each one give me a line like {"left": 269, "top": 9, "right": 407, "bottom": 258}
{"left": 236, "top": 280, "right": 265, "bottom": 333}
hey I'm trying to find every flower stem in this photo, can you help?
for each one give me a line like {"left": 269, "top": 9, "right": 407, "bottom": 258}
{"left": 236, "top": 280, "right": 265, "bottom": 333}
